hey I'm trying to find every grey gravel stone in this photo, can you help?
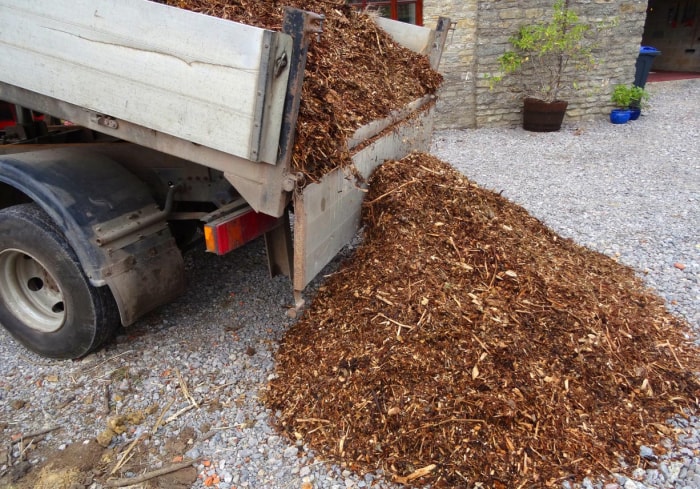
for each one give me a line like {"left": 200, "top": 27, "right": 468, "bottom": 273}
{"left": 283, "top": 446, "right": 298, "bottom": 459}
{"left": 640, "top": 445, "right": 656, "bottom": 460}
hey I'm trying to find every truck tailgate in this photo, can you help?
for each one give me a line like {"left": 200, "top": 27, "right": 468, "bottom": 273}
{"left": 292, "top": 17, "right": 449, "bottom": 291}
{"left": 293, "top": 96, "right": 436, "bottom": 291}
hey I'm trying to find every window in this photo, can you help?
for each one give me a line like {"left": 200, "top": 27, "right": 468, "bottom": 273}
{"left": 347, "top": 0, "right": 423, "bottom": 26}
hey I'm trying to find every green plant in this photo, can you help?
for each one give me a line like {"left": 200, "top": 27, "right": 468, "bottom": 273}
{"left": 489, "top": 0, "right": 607, "bottom": 103}
{"left": 629, "top": 85, "right": 650, "bottom": 109}
{"left": 610, "top": 84, "right": 633, "bottom": 109}
{"left": 610, "top": 84, "right": 650, "bottom": 109}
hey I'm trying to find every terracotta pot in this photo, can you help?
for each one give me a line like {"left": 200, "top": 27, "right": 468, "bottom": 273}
{"left": 522, "top": 98, "right": 568, "bottom": 132}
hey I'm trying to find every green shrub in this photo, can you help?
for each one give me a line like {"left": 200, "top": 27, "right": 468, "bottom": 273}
{"left": 489, "top": 0, "right": 611, "bottom": 103}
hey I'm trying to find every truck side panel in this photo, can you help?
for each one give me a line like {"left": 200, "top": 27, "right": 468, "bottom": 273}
{"left": 0, "top": 0, "right": 291, "bottom": 164}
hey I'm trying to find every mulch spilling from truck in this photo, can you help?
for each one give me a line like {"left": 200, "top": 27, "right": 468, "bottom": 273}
{"left": 266, "top": 152, "right": 700, "bottom": 487}
{"left": 157, "top": 0, "right": 442, "bottom": 181}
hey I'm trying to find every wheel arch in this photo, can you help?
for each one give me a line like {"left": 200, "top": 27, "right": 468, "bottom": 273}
{"left": 0, "top": 148, "right": 185, "bottom": 326}
{"left": 0, "top": 151, "right": 113, "bottom": 286}
{"left": 0, "top": 181, "right": 33, "bottom": 210}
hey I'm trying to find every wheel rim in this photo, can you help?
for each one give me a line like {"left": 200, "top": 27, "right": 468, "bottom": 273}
{"left": 0, "top": 249, "right": 65, "bottom": 333}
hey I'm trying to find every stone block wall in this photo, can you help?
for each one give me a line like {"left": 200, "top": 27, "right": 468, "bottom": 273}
{"left": 422, "top": 1, "right": 479, "bottom": 129}
{"left": 424, "top": 0, "right": 649, "bottom": 129}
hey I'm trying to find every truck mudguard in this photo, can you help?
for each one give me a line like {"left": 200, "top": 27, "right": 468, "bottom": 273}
{"left": 0, "top": 148, "right": 185, "bottom": 325}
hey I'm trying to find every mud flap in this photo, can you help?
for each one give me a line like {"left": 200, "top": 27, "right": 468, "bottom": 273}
{"left": 104, "top": 234, "right": 185, "bottom": 326}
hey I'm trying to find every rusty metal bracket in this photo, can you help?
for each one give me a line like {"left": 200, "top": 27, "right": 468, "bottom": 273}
{"left": 449, "top": 20, "right": 458, "bottom": 40}
{"left": 429, "top": 17, "right": 452, "bottom": 70}
{"left": 277, "top": 8, "right": 325, "bottom": 170}
{"left": 93, "top": 183, "right": 179, "bottom": 248}
{"left": 94, "top": 114, "right": 119, "bottom": 130}
{"left": 305, "top": 11, "right": 325, "bottom": 41}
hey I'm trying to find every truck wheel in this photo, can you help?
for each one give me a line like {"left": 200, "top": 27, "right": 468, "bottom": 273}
{"left": 0, "top": 204, "right": 119, "bottom": 359}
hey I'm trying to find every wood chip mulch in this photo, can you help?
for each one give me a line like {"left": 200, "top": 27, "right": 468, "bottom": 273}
{"left": 266, "top": 152, "right": 700, "bottom": 488}
{"left": 157, "top": 0, "right": 443, "bottom": 181}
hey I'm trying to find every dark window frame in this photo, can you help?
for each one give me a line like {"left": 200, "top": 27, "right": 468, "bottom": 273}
{"left": 348, "top": 0, "right": 423, "bottom": 26}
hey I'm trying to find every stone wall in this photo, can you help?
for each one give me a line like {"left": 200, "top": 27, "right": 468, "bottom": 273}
{"left": 424, "top": 0, "right": 649, "bottom": 129}
{"left": 422, "top": 1, "right": 479, "bottom": 129}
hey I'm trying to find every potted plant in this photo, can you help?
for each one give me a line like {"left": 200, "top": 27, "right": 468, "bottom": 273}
{"left": 490, "top": 0, "right": 604, "bottom": 132}
{"left": 610, "top": 84, "right": 632, "bottom": 124}
{"left": 609, "top": 84, "right": 650, "bottom": 123}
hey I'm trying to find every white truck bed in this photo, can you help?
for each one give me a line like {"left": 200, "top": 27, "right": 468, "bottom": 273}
{"left": 0, "top": 0, "right": 290, "bottom": 165}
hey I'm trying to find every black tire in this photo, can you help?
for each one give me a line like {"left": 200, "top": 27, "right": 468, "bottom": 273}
{"left": 0, "top": 203, "right": 119, "bottom": 359}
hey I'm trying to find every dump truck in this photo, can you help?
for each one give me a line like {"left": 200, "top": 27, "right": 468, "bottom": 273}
{"left": 0, "top": 0, "right": 449, "bottom": 359}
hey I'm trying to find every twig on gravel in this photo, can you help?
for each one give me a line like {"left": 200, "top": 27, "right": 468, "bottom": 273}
{"left": 111, "top": 434, "right": 147, "bottom": 475}
{"left": 152, "top": 399, "right": 175, "bottom": 434}
{"left": 111, "top": 398, "right": 181, "bottom": 476}
{"left": 12, "top": 427, "right": 61, "bottom": 462}
{"left": 104, "top": 459, "right": 198, "bottom": 487}
{"left": 176, "top": 368, "right": 199, "bottom": 408}
{"left": 18, "top": 437, "right": 40, "bottom": 461}
{"left": 82, "top": 350, "right": 135, "bottom": 375}
{"left": 56, "top": 395, "right": 76, "bottom": 411}
{"left": 164, "top": 404, "right": 196, "bottom": 425}
{"left": 17, "top": 354, "right": 55, "bottom": 368}
{"left": 10, "top": 426, "right": 61, "bottom": 445}
{"left": 200, "top": 426, "right": 235, "bottom": 442}
{"left": 103, "top": 384, "right": 110, "bottom": 415}
{"left": 212, "top": 382, "right": 236, "bottom": 391}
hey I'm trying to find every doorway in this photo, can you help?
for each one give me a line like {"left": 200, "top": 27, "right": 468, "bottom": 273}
{"left": 642, "top": 0, "right": 700, "bottom": 72}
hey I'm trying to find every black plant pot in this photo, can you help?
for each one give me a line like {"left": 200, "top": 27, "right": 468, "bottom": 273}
{"left": 522, "top": 98, "right": 568, "bottom": 132}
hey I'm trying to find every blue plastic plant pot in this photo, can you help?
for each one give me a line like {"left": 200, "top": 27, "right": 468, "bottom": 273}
{"left": 610, "top": 109, "right": 631, "bottom": 124}
{"left": 629, "top": 107, "right": 641, "bottom": 120}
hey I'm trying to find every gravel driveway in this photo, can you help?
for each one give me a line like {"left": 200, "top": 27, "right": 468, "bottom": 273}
{"left": 0, "top": 78, "right": 698, "bottom": 489}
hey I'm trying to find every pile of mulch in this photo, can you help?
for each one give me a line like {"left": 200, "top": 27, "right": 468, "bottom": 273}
{"left": 157, "top": 0, "right": 442, "bottom": 181}
{"left": 266, "top": 152, "right": 700, "bottom": 487}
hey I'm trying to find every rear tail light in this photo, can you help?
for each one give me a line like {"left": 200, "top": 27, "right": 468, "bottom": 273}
{"left": 204, "top": 208, "right": 279, "bottom": 255}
